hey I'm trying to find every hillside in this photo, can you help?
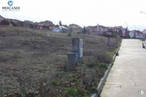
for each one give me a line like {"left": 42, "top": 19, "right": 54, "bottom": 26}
{"left": 0, "top": 26, "right": 121, "bottom": 97}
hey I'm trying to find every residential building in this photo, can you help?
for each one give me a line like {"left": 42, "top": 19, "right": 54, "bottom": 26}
{"left": 53, "top": 26, "right": 69, "bottom": 33}
{"left": 34, "top": 20, "right": 54, "bottom": 30}
{"left": 0, "top": 15, "right": 5, "bottom": 22}
{"left": 72, "top": 28, "right": 82, "bottom": 33}
{"left": 24, "top": 20, "right": 33, "bottom": 25}
{"left": 40, "top": 20, "right": 53, "bottom": 26}
{"left": 69, "top": 24, "right": 81, "bottom": 29}
{"left": 129, "top": 30, "right": 144, "bottom": 39}
{"left": 86, "top": 26, "right": 97, "bottom": 33}
{"left": 97, "top": 24, "right": 109, "bottom": 35}
{"left": 143, "top": 29, "right": 146, "bottom": 38}
{"left": 109, "top": 26, "right": 123, "bottom": 32}
{"left": 7, "top": 19, "right": 20, "bottom": 23}
{"left": 143, "top": 29, "right": 146, "bottom": 34}
{"left": 69, "top": 24, "right": 82, "bottom": 33}
{"left": 34, "top": 24, "right": 43, "bottom": 29}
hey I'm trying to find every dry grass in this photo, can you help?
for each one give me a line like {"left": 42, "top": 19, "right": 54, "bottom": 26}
{"left": 0, "top": 26, "right": 121, "bottom": 97}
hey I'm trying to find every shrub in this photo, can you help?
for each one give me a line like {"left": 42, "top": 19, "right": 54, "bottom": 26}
{"left": 0, "top": 19, "right": 10, "bottom": 25}
{"left": 77, "top": 88, "right": 87, "bottom": 97}
{"left": 68, "top": 32, "right": 72, "bottom": 36}
{"left": 29, "top": 24, "right": 34, "bottom": 28}
{"left": 72, "top": 78, "right": 79, "bottom": 82}
{"left": 89, "top": 87, "right": 98, "bottom": 93}
{"left": 66, "top": 87, "right": 77, "bottom": 96}
{"left": 64, "top": 87, "right": 88, "bottom": 97}
{"left": 84, "top": 60, "right": 95, "bottom": 68}
{"left": 52, "top": 79, "right": 59, "bottom": 85}
{"left": 99, "top": 62, "right": 108, "bottom": 69}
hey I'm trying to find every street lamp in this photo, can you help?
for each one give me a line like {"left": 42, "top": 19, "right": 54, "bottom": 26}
{"left": 140, "top": 11, "right": 146, "bottom": 14}
{"left": 140, "top": 11, "right": 146, "bottom": 39}
{"left": 125, "top": 22, "right": 128, "bottom": 29}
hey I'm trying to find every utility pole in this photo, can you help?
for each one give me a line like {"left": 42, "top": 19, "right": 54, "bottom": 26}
{"left": 140, "top": 11, "right": 146, "bottom": 38}
{"left": 125, "top": 22, "right": 128, "bottom": 38}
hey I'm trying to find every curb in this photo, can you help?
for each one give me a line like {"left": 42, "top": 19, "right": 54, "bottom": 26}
{"left": 91, "top": 43, "right": 121, "bottom": 97}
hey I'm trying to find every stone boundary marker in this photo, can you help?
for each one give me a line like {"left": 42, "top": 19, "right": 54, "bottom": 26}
{"left": 91, "top": 43, "right": 121, "bottom": 97}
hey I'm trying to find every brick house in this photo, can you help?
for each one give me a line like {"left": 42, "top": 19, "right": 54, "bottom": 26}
{"left": 86, "top": 26, "right": 97, "bottom": 33}
{"left": 34, "top": 20, "right": 54, "bottom": 30}
{"left": 69, "top": 24, "right": 82, "bottom": 33}
{"left": 86, "top": 24, "right": 109, "bottom": 35}
{"left": 40, "top": 20, "right": 53, "bottom": 26}
{"left": 97, "top": 24, "right": 109, "bottom": 35}
{"left": 69, "top": 24, "right": 81, "bottom": 28}
{"left": 109, "top": 26, "right": 123, "bottom": 32}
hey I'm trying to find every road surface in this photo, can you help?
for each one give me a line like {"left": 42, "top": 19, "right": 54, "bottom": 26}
{"left": 100, "top": 39, "right": 146, "bottom": 97}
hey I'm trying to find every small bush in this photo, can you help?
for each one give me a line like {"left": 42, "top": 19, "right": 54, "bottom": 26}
{"left": 84, "top": 61, "right": 95, "bottom": 68}
{"left": 99, "top": 63, "right": 108, "bottom": 69}
{"left": 29, "top": 24, "right": 34, "bottom": 28}
{"left": 77, "top": 88, "right": 87, "bottom": 97}
{"left": 64, "top": 87, "right": 88, "bottom": 97}
{"left": 52, "top": 79, "right": 59, "bottom": 85}
{"left": 66, "top": 87, "right": 77, "bottom": 96}
{"left": 72, "top": 78, "right": 79, "bottom": 82}
{"left": 89, "top": 87, "right": 98, "bottom": 93}
{"left": 68, "top": 32, "right": 72, "bottom": 36}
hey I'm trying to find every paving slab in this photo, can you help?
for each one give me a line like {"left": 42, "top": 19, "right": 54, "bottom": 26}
{"left": 100, "top": 39, "right": 146, "bottom": 97}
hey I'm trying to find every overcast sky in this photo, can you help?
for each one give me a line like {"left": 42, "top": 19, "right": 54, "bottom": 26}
{"left": 0, "top": 0, "right": 146, "bottom": 31}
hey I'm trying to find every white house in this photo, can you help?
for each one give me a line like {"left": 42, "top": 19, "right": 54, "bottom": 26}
{"left": 136, "top": 31, "right": 144, "bottom": 38}
{"left": 53, "top": 26, "right": 69, "bottom": 33}
{"left": 143, "top": 29, "right": 146, "bottom": 34}
{"left": 129, "top": 31, "right": 135, "bottom": 38}
{"left": 53, "top": 26, "right": 62, "bottom": 32}
{"left": 129, "top": 30, "right": 144, "bottom": 39}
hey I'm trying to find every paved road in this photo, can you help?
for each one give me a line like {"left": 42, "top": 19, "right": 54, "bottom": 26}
{"left": 100, "top": 39, "right": 146, "bottom": 97}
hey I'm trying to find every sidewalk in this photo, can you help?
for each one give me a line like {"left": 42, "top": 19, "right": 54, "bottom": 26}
{"left": 100, "top": 39, "right": 146, "bottom": 97}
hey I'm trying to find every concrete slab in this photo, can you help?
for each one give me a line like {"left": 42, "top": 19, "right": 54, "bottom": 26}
{"left": 100, "top": 39, "right": 146, "bottom": 97}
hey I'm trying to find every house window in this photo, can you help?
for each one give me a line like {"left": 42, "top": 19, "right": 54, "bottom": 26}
{"left": 101, "top": 28, "right": 103, "bottom": 32}
{"left": 97, "top": 27, "right": 99, "bottom": 31}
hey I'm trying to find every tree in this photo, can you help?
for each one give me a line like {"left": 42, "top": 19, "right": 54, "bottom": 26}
{"left": 82, "top": 26, "right": 87, "bottom": 34}
{"left": 11, "top": 21, "right": 18, "bottom": 27}
{"left": 118, "top": 29, "right": 122, "bottom": 37}
{"left": 55, "top": 25, "right": 59, "bottom": 27}
{"left": 125, "top": 27, "right": 130, "bottom": 38}
{"left": 0, "top": 19, "right": 10, "bottom": 25}
{"left": 29, "top": 24, "right": 34, "bottom": 28}
{"left": 18, "top": 21, "right": 25, "bottom": 27}
{"left": 59, "top": 21, "right": 62, "bottom": 26}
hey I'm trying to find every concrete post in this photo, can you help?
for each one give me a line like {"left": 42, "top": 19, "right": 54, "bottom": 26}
{"left": 68, "top": 38, "right": 83, "bottom": 65}
{"left": 72, "top": 38, "right": 83, "bottom": 60}
{"left": 67, "top": 53, "right": 78, "bottom": 65}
